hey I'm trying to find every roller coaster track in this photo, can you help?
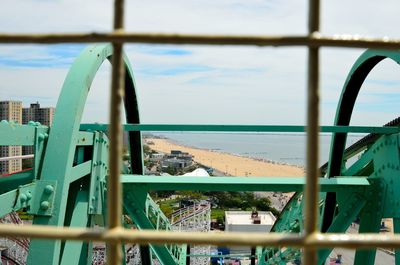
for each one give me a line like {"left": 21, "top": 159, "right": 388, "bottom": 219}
{"left": 0, "top": 212, "right": 29, "bottom": 265}
{"left": 170, "top": 203, "right": 211, "bottom": 265}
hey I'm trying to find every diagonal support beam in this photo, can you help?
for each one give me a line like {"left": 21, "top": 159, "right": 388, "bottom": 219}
{"left": 60, "top": 190, "right": 90, "bottom": 265}
{"left": 317, "top": 192, "right": 366, "bottom": 263}
{"left": 123, "top": 188, "right": 179, "bottom": 265}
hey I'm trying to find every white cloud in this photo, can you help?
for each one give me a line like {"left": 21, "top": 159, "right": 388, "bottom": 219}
{"left": 0, "top": 0, "right": 399, "bottom": 127}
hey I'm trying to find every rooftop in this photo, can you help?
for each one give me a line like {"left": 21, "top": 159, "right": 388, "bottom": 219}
{"left": 225, "top": 211, "right": 276, "bottom": 225}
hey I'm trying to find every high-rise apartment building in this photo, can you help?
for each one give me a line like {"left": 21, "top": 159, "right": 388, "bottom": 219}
{"left": 0, "top": 101, "right": 55, "bottom": 175}
{"left": 22, "top": 102, "right": 55, "bottom": 126}
{"left": 22, "top": 102, "right": 55, "bottom": 156}
{"left": 0, "top": 101, "right": 22, "bottom": 175}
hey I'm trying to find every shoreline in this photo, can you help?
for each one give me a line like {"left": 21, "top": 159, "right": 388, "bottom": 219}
{"left": 164, "top": 137, "right": 304, "bottom": 170}
{"left": 146, "top": 138, "right": 305, "bottom": 177}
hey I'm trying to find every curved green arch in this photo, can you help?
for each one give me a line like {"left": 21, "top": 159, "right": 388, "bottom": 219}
{"left": 44, "top": 44, "right": 143, "bottom": 177}
{"left": 28, "top": 44, "right": 143, "bottom": 264}
{"left": 322, "top": 49, "right": 400, "bottom": 232}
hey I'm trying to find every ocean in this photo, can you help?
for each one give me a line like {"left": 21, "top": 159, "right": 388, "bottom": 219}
{"left": 155, "top": 132, "right": 364, "bottom": 167}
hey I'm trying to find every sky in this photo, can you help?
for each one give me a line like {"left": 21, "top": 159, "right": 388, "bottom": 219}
{"left": 0, "top": 0, "right": 400, "bottom": 126}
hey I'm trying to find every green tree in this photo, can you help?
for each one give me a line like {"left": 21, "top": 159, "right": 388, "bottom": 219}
{"left": 164, "top": 166, "right": 177, "bottom": 175}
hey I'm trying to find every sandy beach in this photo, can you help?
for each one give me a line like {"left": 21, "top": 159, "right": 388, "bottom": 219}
{"left": 146, "top": 138, "right": 304, "bottom": 177}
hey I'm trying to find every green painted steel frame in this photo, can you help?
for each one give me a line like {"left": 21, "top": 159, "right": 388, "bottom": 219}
{"left": 26, "top": 44, "right": 143, "bottom": 265}
{"left": 324, "top": 50, "right": 400, "bottom": 233}
{"left": 1, "top": 47, "right": 400, "bottom": 265}
{"left": 256, "top": 50, "right": 400, "bottom": 265}
{"left": 320, "top": 50, "right": 400, "bottom": 265}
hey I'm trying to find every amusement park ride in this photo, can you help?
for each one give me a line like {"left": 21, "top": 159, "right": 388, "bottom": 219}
{"left": 1, "top": 44, "right": 400, "bottom": 265}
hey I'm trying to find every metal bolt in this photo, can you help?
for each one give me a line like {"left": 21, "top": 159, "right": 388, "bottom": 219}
{"left": 38, "top": 133, "right": 46, "bottom": 140}
{"left": 44, "top": 185, "right": 54, "bottom": 195}
{"left": 92, "top": 196, "right": 96, "bottom": 201}
{"left": 40, "top": 201, "right": 50, "bottom": 210}
{"left": 26, "top": 192, "right": 32, "bottom": 201}
{"left": 20, "top": 194, "right": 27, "bottom": 203}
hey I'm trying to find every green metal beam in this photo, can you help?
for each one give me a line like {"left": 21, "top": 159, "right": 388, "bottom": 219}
{"left": 121, "top": 175, "right": 369, "bottom": 192}
{"left": 342, "top": 145, "right": 374, "bottom": 176}
{"left": 60, "top": 190, "right": 90, "bottom": 265}
{"left": 0, "top": 170, "right": 34, "bottom": 194}
{"left": 0, "top": 122, "right": 44, "bottom": 145}
{"left": 354, "top": 179, "right": 386, "bottom": 265}
{"left": 0, "top": 183, "right": 36, "bottom": 218}
{"left": 124, "top": 189, "right": 179, "bottom": 265}
{"left": 76, "top": 131, "right": 94, "bottom": 146}
{"left": 69, "top": 160, "right": 92, "bottom": 183}
{"left": 28, "top": 44, "right": 141, "bottom": 265}
{"left": 317, "top": 192, "right": 366, "bottom": 263}
{"left": 80, "top": 123, "right": 400, "bottom": 134}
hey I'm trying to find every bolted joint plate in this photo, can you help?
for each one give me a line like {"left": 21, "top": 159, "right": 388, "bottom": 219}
{"left": 13, "top": 183, "right": 36, "bottom": 211}
{"left": 28, "top": 180, "right": 57, "bottom": 216}
{"left": 88, "top": 131, "right": 109, "bottom": 215}
{"left": 370, "top": 135, "right": 400, "bottom": 218}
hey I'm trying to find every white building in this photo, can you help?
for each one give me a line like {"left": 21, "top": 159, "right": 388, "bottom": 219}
{"left": 225, "top": 211, "right": 276, "bottom": 254}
